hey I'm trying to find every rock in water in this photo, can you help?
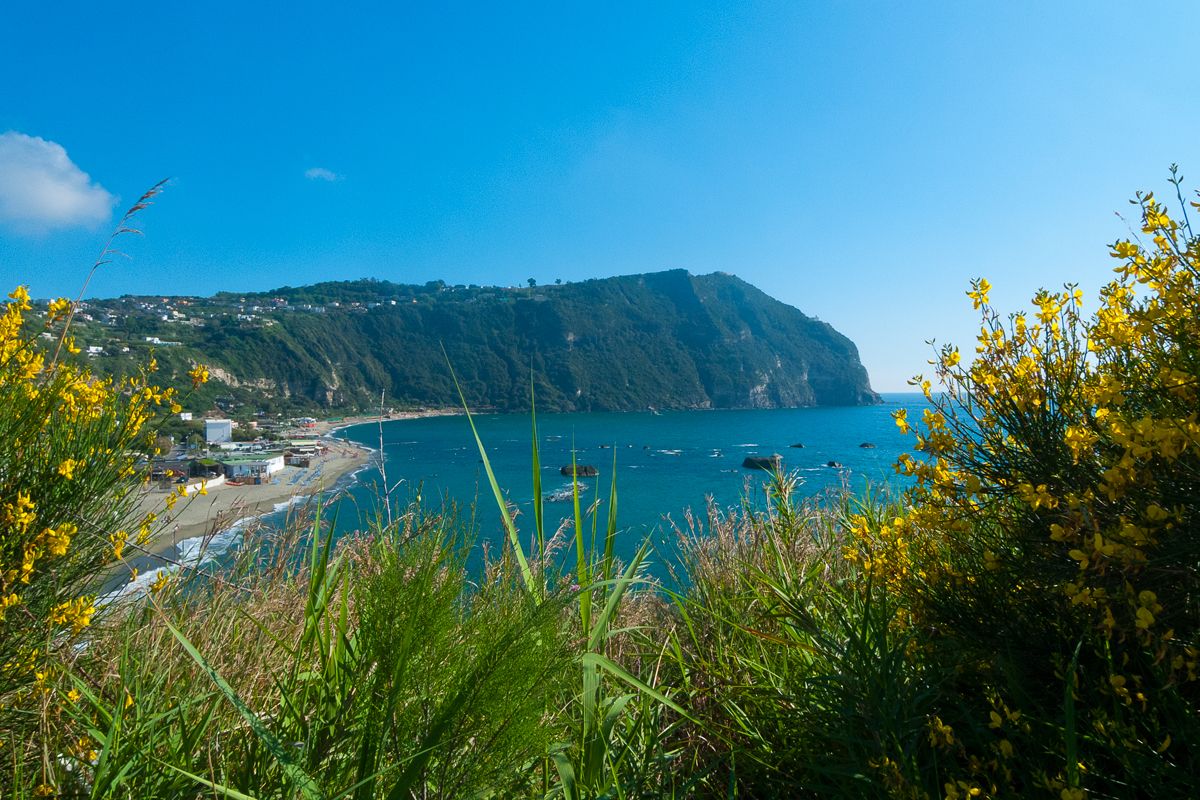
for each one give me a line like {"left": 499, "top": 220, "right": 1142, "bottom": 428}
{"left": 561, "top": 464, "right": 599, "bottom": 477}
{"left": 859, "top": 442, "right": 876, "bottom": 449}
{"left": 743, "top": 454, "right": 783, "bottom": 471}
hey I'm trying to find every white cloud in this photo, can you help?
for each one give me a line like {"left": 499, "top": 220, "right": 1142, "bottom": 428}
{"left": 304, "top": 166, "right": 342, "bottom": 182}
{"left": 0, "top": 131, "right": 115, "bottom": 233}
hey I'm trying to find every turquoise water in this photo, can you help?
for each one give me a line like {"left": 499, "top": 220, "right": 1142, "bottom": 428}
{"left": 327, "top": 392, "right": 926, "bottom": 567}
{"left": 109, "top": 393, "right": 926, "bottom": 597}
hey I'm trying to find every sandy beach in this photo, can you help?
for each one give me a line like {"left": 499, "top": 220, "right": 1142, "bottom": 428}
{"left": 132, "top": 408, "right": 461, "bottom": 563}
{"left": 134, "top": 438, "right": 371, "bottom": 561}
{"left": 316, "top": 407, "right": 461, "bottom": 437}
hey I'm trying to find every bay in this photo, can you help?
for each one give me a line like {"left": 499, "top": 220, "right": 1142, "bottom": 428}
{"left": 323, "top": 392, "right": 927, "bottom": 570}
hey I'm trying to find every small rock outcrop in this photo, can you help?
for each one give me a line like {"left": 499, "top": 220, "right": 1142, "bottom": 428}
{"left": 561, "top": 464, "right": 599, "bottom": 478}
{"left": 826, "top": 460, "right": 842, "bottom": 468}
{"left": 859, "top": 442, "right": 876, "bottom": 449}
{"left": 790, "top": 443, "right": 805, "bottom": 448}
{"left": 743, "top": 454, "right": 783, "bottom": 471}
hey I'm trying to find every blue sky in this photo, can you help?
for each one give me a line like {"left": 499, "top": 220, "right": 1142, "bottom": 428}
{"left": 1, "top": 2, "right": 1198, "bottom": 391}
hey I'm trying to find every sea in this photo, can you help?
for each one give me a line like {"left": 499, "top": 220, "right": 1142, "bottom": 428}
{"left": 107, "top": 393, "right": 927, "bottom": 598}
{"left": 325, "top": 392, "right": 927, "bottom": 571}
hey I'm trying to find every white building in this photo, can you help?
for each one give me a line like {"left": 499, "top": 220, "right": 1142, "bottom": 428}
{"left": 179, "top": 411, "right": 193, "bottom": 422}
{"left": 205, "top": 419, "right": 233, "bottom": 444}
{"left": 220, "top": 454, "right": 285, "bottom": 480}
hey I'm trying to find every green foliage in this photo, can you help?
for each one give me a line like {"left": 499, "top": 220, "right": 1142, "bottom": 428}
{"left": 667, "top": 479, "right": 935, "bottom": 797}
{"left": 79, "top": 270, "right": 879, "bottom": 415}
{"left": 0, "top": 285, "right": 184, "bottom": 787}
{"left": 55, "top": 511, "right": 574, "bottom": 799}
{"left": 461, "top": 366, "right": 693, "bottom": 799}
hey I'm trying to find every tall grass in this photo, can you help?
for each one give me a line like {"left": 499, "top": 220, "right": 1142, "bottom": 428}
{"left": 23, "top": 368, "right": 691, "bottom": 799}
{"left": 663, "top": 479, "right": 938, "bottom": 796}
{"left": 58, "top": 507, "right": 575, "bottom": 799}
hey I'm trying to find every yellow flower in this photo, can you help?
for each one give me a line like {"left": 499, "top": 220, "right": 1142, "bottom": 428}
{"left": 188, "top": 364, "right": 210, "bottom": 388}
{"left": 8, "top": 285, "right": 32, "bottom": 310}
{"left": 57, "top": 459, "right": 78, "bottom": 480}
{"left": 109, "top": 530, "right": 128, "bottom": 560}
{"left": 967, "top": 277, "right": 992, "bottom": 309}
{"left": 0, "top": 592, "right": 21, "bottom": 620}
{"left": 47, "top": 297, "right": 73, "bottom": 319}
{"left": 48, "top": 597, "right": 96, "bottom": 634}
{"left": 150, "top": 571, "right": 171, "bottom": 593}
{"left": 927, "top": 715, "right": 955, "bottom": 748}
{"left": 39, "top": 523, "right": 75, "bottom": 557}
{"left": 1135, "top": 606, "right": 1155, "bottom": 629}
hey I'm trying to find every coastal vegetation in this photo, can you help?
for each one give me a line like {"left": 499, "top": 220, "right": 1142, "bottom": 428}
{"left": 2, "top": 173, "right": 1199, "bottom": 798}
{"left": 65, "top": 269, "right": 880, "bottom": 416}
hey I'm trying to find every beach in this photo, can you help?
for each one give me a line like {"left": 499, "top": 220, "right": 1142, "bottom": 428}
{"left": 317, "top": 408, "right": 461, "bottom": 437}
{"left": 102, "top": 408, "right": 462, "bottom": 598}
{"left": 134, "top": 438, "right": 370, "bottom": 562}
{"left": 132, "top": 408, "right": 461, "bottom": 563}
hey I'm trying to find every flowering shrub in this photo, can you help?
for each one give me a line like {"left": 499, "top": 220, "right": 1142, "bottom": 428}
{"left": 845, "top": 171, "right": 1200, "bottom": 797}
{"left": 0, "top": 284, "right": 192, "bottom": 783}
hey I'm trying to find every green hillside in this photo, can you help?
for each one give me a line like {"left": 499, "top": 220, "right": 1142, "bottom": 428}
{"left": 72, "top": 270, "right": 880, "bottom": 415}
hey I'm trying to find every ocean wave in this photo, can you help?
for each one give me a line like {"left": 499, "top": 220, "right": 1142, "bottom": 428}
{"left": 99, "top": 565, "right": 174, "bottom": 605}
{"left": 99, "top": 521, "right": 251, "bottom": 606}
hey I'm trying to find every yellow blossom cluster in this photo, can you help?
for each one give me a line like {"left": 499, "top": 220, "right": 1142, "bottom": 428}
{"left": 0, "top": 283, "right": 202, "bottom": 743}
{"left": 843, "top": 175, "right": 1200, "bottom": 794}
{"left": 47, "top": 596, "right": 96, "bottom": 634}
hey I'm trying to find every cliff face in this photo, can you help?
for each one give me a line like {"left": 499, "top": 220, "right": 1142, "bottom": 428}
{"left": 495, "top": 269, "right": 881, "bottom": 411}
{"left": 93, "top": 270, "right": 881, "bottom": 413}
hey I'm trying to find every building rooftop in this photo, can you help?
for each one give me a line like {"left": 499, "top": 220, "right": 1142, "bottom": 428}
{"left": 219, "top": 453, "right": 285, "bottom": 464}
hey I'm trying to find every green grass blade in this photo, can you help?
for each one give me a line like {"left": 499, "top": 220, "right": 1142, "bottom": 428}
{"left": 571, "top": 438, "right": 591, "bottom": 630}
{"left": 1065, "top": 636, "right": 1084, "bottom": 788}
{"left": 551, "top": 751, "right": 579, "bottom": 800}
{"left": 587, "top": 542, "right": 647, "bottom": 652}
{"left": 159, "top": 762, "right": 263, "bottom": 800}
{"left": 161, "top": 615, "right": 323, "bottom": 800}
{"left": 580, "top": 653, "right": 691, "bottom": 721}
{"left": 531, "top": 370, "right": 545, "bottom": 564}
{"left": 603, "top": 449, "right": 619, "bottom": 583}
{"left": 442, "top": 346, "right": 535, "bottom": 592}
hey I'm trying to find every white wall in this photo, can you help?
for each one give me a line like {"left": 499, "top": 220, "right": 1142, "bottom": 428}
{"left": 205, "top": 419, "right": 233, "bottom": 444}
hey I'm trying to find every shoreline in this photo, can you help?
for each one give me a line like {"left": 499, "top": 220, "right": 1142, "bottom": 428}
{"left": 124, "top": 408, "right": 462, "bottom": 579}
{"left": 317, "top": 407, "right": 461, "bottom": 437}
{"left": 132, "top": 438, "right": 370, "bottom": 563}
